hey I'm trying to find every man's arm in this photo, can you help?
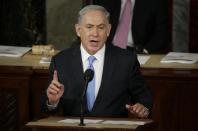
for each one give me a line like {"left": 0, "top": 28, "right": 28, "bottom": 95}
{"left": 127, "top": 52, "right": 153, "bottom": 118}
{"left": 41, "top": 57, "right": 64, "bottom": 113}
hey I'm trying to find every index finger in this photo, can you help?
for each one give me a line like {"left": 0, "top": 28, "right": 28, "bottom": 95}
{"left": 53, "top": 70, "right": 58, "bottom": 81}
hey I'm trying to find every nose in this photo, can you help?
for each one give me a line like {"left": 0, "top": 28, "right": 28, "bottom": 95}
{"left": 91, "top": 28, "right": 99, "bottom": 37}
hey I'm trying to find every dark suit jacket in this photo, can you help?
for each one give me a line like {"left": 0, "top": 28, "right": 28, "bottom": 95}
{"left": 41, "top": 44, "right": 152, "bottom": 117}
{"left": 92, "top": 0, "right": 170, "bottom": 53}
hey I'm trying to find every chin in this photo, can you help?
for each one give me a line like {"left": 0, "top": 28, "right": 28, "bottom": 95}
{"left": 89, "top": 47, "right": 99, "bottom": 54}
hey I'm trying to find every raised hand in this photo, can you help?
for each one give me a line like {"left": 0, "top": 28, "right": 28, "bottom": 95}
{"left": 47, "top": 70, "right": 64, "bottom": 105}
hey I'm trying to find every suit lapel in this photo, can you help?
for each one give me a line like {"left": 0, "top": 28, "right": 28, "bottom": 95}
{"left": 70, "top": 46, "right": 84, "bottom": 91}
{"left": 93, "top": 45, "right": 115, "bottom": 108}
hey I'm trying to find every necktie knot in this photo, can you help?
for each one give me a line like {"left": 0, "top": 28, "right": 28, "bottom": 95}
{"left": 88, "top": 56, "right": 96, "bottom": 69}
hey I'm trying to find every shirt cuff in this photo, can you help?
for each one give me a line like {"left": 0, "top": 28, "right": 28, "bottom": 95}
{"left": 46, "top": 100, "right": 59, "bottom": 110}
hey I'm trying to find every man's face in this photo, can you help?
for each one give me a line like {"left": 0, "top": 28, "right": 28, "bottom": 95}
{"left": 75, "top": 10, "right": 111, "bottom": 55}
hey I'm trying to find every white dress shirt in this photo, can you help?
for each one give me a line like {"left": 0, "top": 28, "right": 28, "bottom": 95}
{"left": 80, "top": 44, "right": 105, "bottom": 98}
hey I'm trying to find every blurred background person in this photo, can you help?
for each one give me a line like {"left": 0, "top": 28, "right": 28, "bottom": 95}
{"left": 91, "top": 0, "right": 171, "bottom": 54}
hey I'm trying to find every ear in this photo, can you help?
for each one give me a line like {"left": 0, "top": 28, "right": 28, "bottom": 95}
{"left": 75, "top": 24, "right": 81, "bottom": 37}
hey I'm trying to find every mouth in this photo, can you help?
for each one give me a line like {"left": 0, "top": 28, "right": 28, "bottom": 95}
{"left": 89, "top": 39, "right": 99, "bottom": 45}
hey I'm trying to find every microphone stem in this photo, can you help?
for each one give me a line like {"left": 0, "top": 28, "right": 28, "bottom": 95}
{"left": 79, "top": 79, "right": 89, "bottom": 126}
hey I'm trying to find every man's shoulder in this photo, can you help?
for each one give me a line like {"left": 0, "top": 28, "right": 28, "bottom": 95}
{"left": 54, "top": 45, "right": 80, "bottom": 59}
{"left": 107, "top": 43, "right": 136, "bottom": 58}
{"left": 106, "top": 43, "right": 139, "bottom": 66}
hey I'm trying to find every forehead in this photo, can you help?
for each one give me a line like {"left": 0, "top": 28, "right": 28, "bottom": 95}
{"left": 81, "top": 10, "right": 108, "bottom": 25}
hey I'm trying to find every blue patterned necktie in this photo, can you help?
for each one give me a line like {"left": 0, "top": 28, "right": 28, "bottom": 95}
{"left": 86, "top": 56, "right": 96, "bottom": 111}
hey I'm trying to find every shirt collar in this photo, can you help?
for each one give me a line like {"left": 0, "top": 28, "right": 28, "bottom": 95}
{"left": 80, "top": 44, "right": 106, "bottom": 63}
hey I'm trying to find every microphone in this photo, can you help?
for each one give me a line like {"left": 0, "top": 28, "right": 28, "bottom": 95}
{"left": 79, "top": 69, "right": 94, "bottom": 126}
{"left": 84, "top": 69, "right": 94, "bottom": 82}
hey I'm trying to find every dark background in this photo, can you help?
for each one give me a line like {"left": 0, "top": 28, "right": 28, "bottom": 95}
{"left": 0, "top": 0, "right": 46, "bottom": 46}
{"left": 0, "top": 0, "right": 197, "bottom": 52}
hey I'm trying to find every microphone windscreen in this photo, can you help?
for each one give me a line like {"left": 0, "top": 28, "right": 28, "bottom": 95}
{"left": 84, "top": 69, "right": 94, "bottom": 82}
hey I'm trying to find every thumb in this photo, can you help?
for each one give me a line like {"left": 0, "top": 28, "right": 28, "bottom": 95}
{"left": 126, "top": 104, "right": 131, "bottom": 109}
{"left": 53, "top": 70, "right": 59, "bottom": 81}
{"left": 126, "top": 104, "right": 134, "bottom": 110}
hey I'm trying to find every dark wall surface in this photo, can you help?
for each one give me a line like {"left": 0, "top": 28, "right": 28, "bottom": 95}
{"left": 0, "top": 0, "right": 46, "bottom": 46}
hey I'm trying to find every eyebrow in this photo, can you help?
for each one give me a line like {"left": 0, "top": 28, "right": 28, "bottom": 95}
{"left": 86, "top": 23, "right": 106, "bottom": 27}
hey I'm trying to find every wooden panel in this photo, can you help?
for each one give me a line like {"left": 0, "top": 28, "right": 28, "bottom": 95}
{"left": 141, "top": 68, "right": 198, "bottom": 131}
{"left": 30, "top": 69, "right": 49, "bottom": 120}
{"left": 0, "top": 90, "right": 18, "bottom": 131}
{"left": 0, "top": 67, "right": 32, "bottom": 131}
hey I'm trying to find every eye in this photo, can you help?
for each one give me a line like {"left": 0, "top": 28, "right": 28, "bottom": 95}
{"left": 98, "top": 25, "right": 105, "bottom": 30}
{"left": 86, "top": 25, "right": 93, "bottom": 29}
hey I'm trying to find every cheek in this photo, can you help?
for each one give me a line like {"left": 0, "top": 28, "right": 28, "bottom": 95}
{"left": 81, "top": 31, "right": 90, "bottom": 37}
{"left": 80, "top": 34, "right": 90, "bottom": 42}
{"left": 101, "top": 33, "right": 108, "bottom": 39}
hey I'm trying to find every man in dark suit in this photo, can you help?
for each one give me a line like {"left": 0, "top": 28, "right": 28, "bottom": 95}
{"left": 41, "top": 5, "right": 152, "bottom": 118}
{"left": 92, "top": 0, "right": 170, "bottom": 53}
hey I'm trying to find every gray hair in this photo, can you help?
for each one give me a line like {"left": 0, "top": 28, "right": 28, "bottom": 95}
{"left": 77, "top": 5, "right": 110, "bottom": 24}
